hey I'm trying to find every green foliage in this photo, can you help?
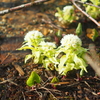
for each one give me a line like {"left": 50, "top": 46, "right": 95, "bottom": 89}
{"left": 56, "top": 46, "right": 87, "bottom": 75}
{"left": 55, "top": 5, "right": 76, "bottom": 25}
{"left": 18, "top": 30, "right": 88, "bottom": 76}
{"left": 26, "top": 71, "right": 41, "bottom": 87}
{"left": 81, "top": 0, "right": 100, "bottom": 19}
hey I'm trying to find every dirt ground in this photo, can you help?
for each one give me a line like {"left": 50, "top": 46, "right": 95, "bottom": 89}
{"left": 0, "top": 0, "right": 100, "bottom": 100}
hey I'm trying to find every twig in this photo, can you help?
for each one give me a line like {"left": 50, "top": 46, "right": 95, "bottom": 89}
{"left": 0, "top": 78, "right": 18, "bottom": 86}
{"left": 40, "top": 87, "right": 58, "bottom": 100}
{"left": 84, "top": 81, "right": 91, "bottom": 88}
{"left": 71, "top": 0, "right": 100, "bottom": 27}
{"left": 35, "top": 90, "right": 43, "bottom": 100}
{"left": 12, "top": 62, "right": 25, "bottom": 76}
{"left": 0, "top": 53, "right": 11, "bottom": 64}
{"left": 0, "top": 0, "right": 47, "bottom": 15}
{"left": 76, "top": 0, "right": 100, "bottom": 9}
{"left": 84, "top": 88, "right": 98, "bottom": 96}
{"left": 0, "top": 79, "right": 12, "bottom": 84}
{"left": 42, "top": 18, "right": 63, "bottom": 30}
{"left": 22, "top": 91, "right": 26, "bottom": 100}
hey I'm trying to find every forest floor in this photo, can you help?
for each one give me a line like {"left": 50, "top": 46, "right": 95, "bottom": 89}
{"left": 0, "top": 0, "right": 100, "bottom": 100}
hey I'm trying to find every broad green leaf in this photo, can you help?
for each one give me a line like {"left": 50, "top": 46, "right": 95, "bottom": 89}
{"left": 74, "top": 55, "right": 87, "bottom": 73}
{"left": 26, "top": 71, "right": 41, "bottom": 87}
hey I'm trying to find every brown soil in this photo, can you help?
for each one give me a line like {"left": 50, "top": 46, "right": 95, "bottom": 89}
{"left": 0, "top": 0, "right": 100, "bottom": 100}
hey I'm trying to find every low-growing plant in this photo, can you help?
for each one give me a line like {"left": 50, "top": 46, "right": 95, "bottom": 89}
{"left": 18, "top": 30, "right": 88, "bottom": 76}
{"left": 26, "top": 71, "right": 41, "bottom": 87}
{"left": 55, "top": 5, "right": 76, "bottom": 25}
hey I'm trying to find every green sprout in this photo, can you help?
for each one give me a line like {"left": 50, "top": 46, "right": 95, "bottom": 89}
{"left": 18, "top": 30, "right": 88, "bottom": 77}
{"left": 26, "top": 71, "right": 41, "bottom": 87}
{"left": 75, "top": 23, "right": 82, "bottom": 36}
{"left": 50, "top": 76, "right": 59, "bottom": 83}
{"left": 55, "top": 5, "right": 76, "bottom": 25}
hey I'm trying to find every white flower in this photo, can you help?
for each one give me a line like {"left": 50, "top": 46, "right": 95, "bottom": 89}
{"left": 39, "top": 41, "right": 56, "bottom": 50}
{"left": 24, "top": 30, "right": 43, "bottom": 42}
{"left": 60, "top": 34, "right": 82, "bottom": 48}
{"left": 63, "top": 5, "right": 74, "bottom": 13}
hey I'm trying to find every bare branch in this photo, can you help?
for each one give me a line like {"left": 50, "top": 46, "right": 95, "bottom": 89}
{"left": 0, "top": 0, "right": 48, "bottom": 15}
{"left": 71, "top": 0, "right": 100, "bottom": 27}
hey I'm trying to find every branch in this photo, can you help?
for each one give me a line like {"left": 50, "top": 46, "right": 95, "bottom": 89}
{"left": 71, "top": 0, "right": 100, "bottom": 27}
{"left": 0, "top": 78, "right": 18, "bottom": 86}
{"left": 82, "top": 44, "right": 100, "bottom": 77}
{"left": 0, "top": 0, "right": 47, "bottom": 15}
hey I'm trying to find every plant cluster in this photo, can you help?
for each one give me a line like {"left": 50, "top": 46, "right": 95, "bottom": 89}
{"left": 18, "top": 30, "right": 88, "bottom": 76}
{"left": 55, "top": 0, "right": 100, "bottom": 26}
{"left": 55, "top": 5, "right": 76, "bottom": 25}
{"left": 81, "top": 0, "right": 100, "bottom": 19}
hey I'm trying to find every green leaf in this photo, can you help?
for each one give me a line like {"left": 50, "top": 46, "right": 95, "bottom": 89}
{"left": 80, "top": 69, "right": 85, "bottom": 76}
{"left": 55, "top": 30, "right": 62, "bottom": 37}
{"left": 51, "top": 76, "right": 59, "bottom": 83}
{"left": 75, "top": 23, "right": 82, "bottom": 36}
{"left": 56, "top": 7, "right": 63, "bottom": 17}
{"left": 74, "top": 54, "right": 87, "bottom": 73}
{"left": 49, "top": 57, "right": 59, "bottom": 65}
{"left": 58, "top": 55, "right": 68, "bottom": 74}
{"left": 26, "top": 71, "right": 41, "bottom": 87}
{"left": 25, "top": 54, "right": 33, "bottom": 63}
{"left": 17, "top": 46, "right": 33, "bottom": 51}
{"left": 33, "top": 51, "right": 41, "bottom": 64}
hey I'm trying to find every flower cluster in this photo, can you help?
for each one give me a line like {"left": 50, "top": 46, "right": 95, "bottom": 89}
{"left": 55, "top": 5, "right": 76, "bottom": 25}
{"left": 39, "top": 41, "right": 56, "bottom": 51}
{"left": 60, "top": 34, "right": 82, "bottom": 48}
{"left": 24, "top": 30, "right": 44, "bottom": 47}
{"left": 24, "top": 30, "right": 43, "bottom": 41}
{"left": 18, "top": 30, "right": 57, "bottom": 68}
{"left": 18, "top": 30, "right": 88, "bottom": 76}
